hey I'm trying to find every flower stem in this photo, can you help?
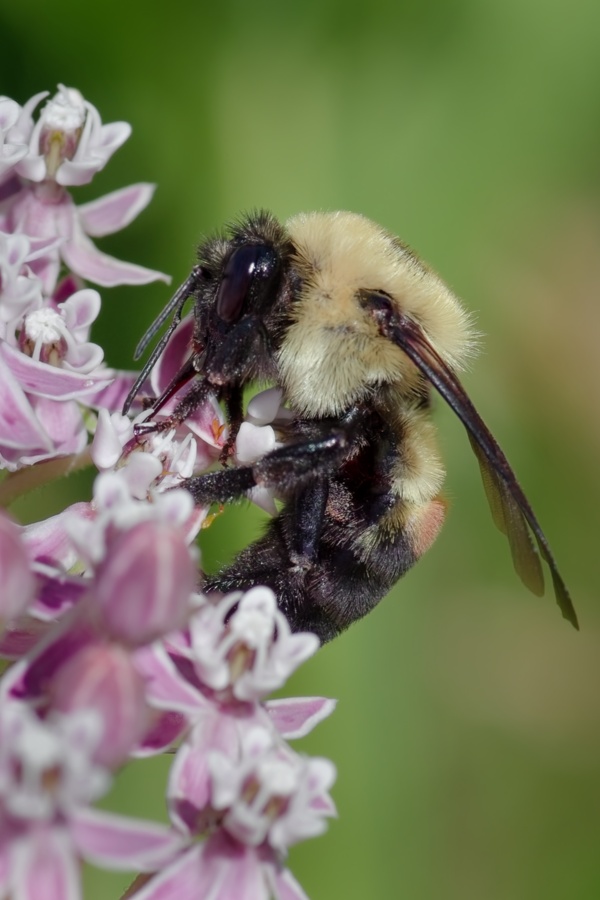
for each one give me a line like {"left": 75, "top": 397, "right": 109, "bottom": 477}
{"left": 0, "top": 449, "right": 93, "bottom": 508}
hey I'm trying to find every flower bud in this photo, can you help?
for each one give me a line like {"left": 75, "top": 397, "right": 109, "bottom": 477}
{"left": 95, "top": 520, "right": 196, "bottom": 645}
{"left": 50, "top": 642, "right": 147, "bottom": 768}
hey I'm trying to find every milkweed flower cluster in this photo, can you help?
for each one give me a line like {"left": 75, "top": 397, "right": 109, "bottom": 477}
{"left": 0, "top": 86, "right": 337, "bottom": 900}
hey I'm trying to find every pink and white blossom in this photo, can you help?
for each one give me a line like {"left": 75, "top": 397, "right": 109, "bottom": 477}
{"left": 11, "top": 86, "right": 130, "bottom": 187}
{"left": 0, "top": 97, "right": 29, "bottom": 177}
{"left": 130, "top": 830, "right": 302, "bottom": 900}
{"left": 209, "top": 726, "right": 336, "bottom": 850}
{"left": 0, "top": 85, "right": 169, "bottom": 293}
{"left": 0, "top": 231, "right": 45, "bottom": 329}
{"left": 0, "top": 703, "right": 182, "bottom": 899}
{"left": 135, "top": 725, "right": 335, "bottom": 900}
{"left": 186, "top": 587, "right": 319, "bottom": 702}
{"left": 0, "top": 251, "right": 113, "bottom": 468}
{"left": 2, "top": 181, "right": 169, "bottom": 293}
{"left": 0, "top": 84, "right": 339, "bottom": 900}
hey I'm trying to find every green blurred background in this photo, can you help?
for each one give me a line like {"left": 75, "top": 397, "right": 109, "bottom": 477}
{"left": 2, "top": 1, "right": 600, "bottom": 897}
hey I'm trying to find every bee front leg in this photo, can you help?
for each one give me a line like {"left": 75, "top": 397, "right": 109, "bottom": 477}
{"left": 134, "top": 374, "right": 210, "bottom": 437}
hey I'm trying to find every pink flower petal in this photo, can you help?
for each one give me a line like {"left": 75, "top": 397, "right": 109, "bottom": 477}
{"left": 11, "top": 827, "right": 81, "bottom": 900}
{"left": 78, "top": 183, "right": 156, "bottom": 236}
{"left": 135, "top": 709, "right": 189, "bottom": 756}
{"left": 0, "top": 142, "right": 28, "bottom": 174}
{"left": 246, "top": 387, "right": 285, "bottom": 425}
{"left": 59, "top": 287, "right": 100, "bottom": 332}
{"left": 264, "top": 697, "right": 336, "bottom": 740}
{"left": 309, "top": 792, "right": 337, "bottom": 816}
{"left": 31, "top": 571, "right": 88, "bottom": 620}
{"left": 168, "top": 713, "right": 240, "bottom": 826}
{"left": 9, "top": 91, "right": 48, "bottom": 143}
{"left": 23, "top": 501, "right": 92, "bottom": 569}
{"left": 24, "top": 235, "right": 64, "bottom": 265}
{"left": 0, "top": 353, "right": 52, "bottom": 453}
{"left": 70, "top": 807, "right": 184, "bottom": 871}
{"left": 56, "top": 160, "right": 103, "bottom": 186}
{"left": 7, "top": 619, "right": 98, "bottom": 701}
{"left": 150, "top": 316, "right": 195, "bottom": 397}
{"left": 0, "top": 617, "right": 51, "bottom": 658}
{"left": 0, "top": 511, "right": 36, "bottom": 623}
{"left": 0, "top": 341, "right": 113, "bottom": 399}
{"left": 134, "top": 834, "right": 267, "bottom": 900}
{"left": 5, "top": 184, "right": 69, "bottom": 240}
{"left": 0, "top": 840, "right": 10, "bottom": 893}
{"left": 265, "top": 864, "right": 310, "bottom": 900}
{"left": 0, "top": 173, "right": 22, "bottom": 206}
{"left": 90, "top": 407, "right": 127, "bottom": 468}
{"left": 62, "top": 223, "right": 169, "bottom": 287}
{"left": 130, "top": 847, "right": 205, "bottom": 900}
{"left": 131, "top": 847, "right": 207, "bottom": 900}
{"left": 235, "top": 421, "right": 276, "bottom": 465}
{"left": 85, "top": 369, "right": 138, "bottom": 412}
{"left": 31, "top": 397, "right": 87, "bottom": 455}
{"left": 134, "top": 644, "right": 208, "bottom": 714}
{"left": 31, "top": 252, "right": 61, "bottom": 296}
{"left": 57, "top": 115, "right": 132, "bottom": 186}
{"left": 200, "top": 833, "right": 266, "bottom": 900}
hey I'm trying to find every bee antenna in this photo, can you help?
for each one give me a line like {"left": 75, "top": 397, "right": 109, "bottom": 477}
{"left": 122, "top": 266, "right": 205, "bottom": 415}
{"left": 134, "top": 265, "right": 204, "bottom": 360}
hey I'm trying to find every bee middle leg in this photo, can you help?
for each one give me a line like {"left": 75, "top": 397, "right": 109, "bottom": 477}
{"left": 182, "top": 424, "right": 355, "bottom": 506}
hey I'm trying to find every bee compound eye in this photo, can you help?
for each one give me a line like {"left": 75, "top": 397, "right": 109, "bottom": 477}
{"left": 369, "top": 291, "right": 394, "bottom": 314}
{"left": 358, "top": 289, "right": 395, "bottom": 323}
{"left": 216, "top": 243, "right": 277, "bottom": 324}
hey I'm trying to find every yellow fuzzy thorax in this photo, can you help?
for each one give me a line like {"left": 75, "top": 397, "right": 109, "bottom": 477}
{"left": 278, "top": 211, "right": 476, "bottom": 418}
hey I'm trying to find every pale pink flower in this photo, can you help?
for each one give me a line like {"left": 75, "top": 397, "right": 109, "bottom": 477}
{"left": 0, "top": 86, "right": 169, "bottom": 293}
{"left": 0, "top": 702, "right": 182, "bottom": 900}
{"left": 209, "top": 726, "right": 336, "bottom": 851}
{"left": 0, "top": 251, "right": 113, "bottom": 469}
{"left": 0, "top": 97, "right": 29, "bottom": 177}
{"left": 134, "top": 725, "right": 335, "bottom": 900}
{"left": 0, "top": 231, "right": 51, "bottom": 333}
{"left": 131, "top": 829, "right": 310, "bottom": 900}
{"left": 10, "top": 85, "right": 129, "bottom": 187}
{"left": 0, "top": 85, "right": 341, "bottom": 900}
{"left": 186, "top": 587, "right": 319, "bottom": 702}
{"left": 92, "top": 403, "right": 224, "bottom": 492}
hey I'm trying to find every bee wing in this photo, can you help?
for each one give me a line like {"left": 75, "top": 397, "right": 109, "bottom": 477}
{"left": 390, "top": 316, "right": 578, "bottom": 629}
{"left": 467, "top": 433, "right": 544, "bottom": 595}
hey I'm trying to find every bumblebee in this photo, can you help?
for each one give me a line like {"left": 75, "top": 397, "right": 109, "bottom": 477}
{"left": 124, "top": 211, "right": 577, "bottom": 642}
